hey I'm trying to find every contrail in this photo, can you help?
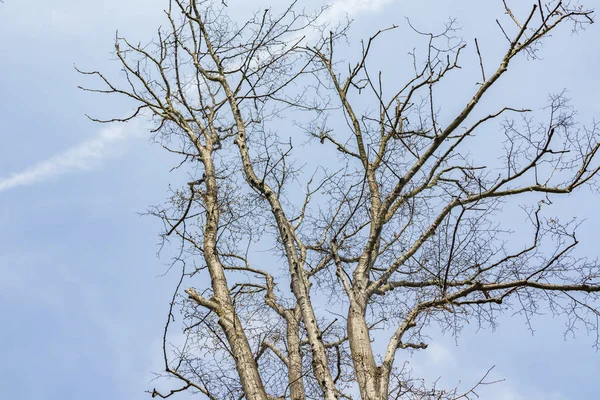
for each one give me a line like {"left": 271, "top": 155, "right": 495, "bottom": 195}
{"left": 0, "top": 125, "right": 135, "bottom": 192}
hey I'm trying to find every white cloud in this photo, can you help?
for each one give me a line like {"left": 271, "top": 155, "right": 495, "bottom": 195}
{"left": 481, "top": 385, "right": 571, "bottom": 400}
{"left": 322, "top": 0, "right": 397, "bottom": 23}
{"left": 0, "top": 124, "right": 140, "bottom": 193}
{"left": 426, "top": 342, "right": 456, "bottom": 367}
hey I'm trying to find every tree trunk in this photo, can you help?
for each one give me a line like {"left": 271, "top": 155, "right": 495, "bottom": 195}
{"left": 348, "top": 299, "right": 386, "bottom": 400}
{"left": 285, "top": 311, "right": 306, "bottom": 400}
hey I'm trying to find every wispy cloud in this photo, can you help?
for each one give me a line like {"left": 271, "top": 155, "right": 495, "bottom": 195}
{"left": 0, "top": 125, "right": 138, "bottom": 193}
{"left": 322, "top": 0, "right": 396, "bottom": 23}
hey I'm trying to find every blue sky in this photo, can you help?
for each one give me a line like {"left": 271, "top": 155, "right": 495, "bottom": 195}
{"left": 0, "top": 1, "right": 599, "bottom": 399}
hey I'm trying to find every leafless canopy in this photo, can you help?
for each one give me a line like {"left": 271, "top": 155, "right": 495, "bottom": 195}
{"left": 79, "top": 1, "right": 599, "bottom": 399}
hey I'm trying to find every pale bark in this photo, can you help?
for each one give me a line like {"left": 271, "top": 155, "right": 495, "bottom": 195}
{"left": 196, "top": 145, "right": 268, "bottom": 400}
{"left": 284, "top": 310, "right": 305, "bottom": 400}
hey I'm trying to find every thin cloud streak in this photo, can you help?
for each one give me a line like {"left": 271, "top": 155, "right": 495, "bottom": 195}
{"left": 0, "top": 125, "right": 134, "bottom": 192}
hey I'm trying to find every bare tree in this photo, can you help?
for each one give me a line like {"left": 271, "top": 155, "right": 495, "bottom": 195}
{"left": 79, "top": 1, "right": 599, "bottom": 399}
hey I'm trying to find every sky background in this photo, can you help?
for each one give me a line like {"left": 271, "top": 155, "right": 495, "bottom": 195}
{"left": 1, "top": 1, "right": 599, "bottom": 399}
